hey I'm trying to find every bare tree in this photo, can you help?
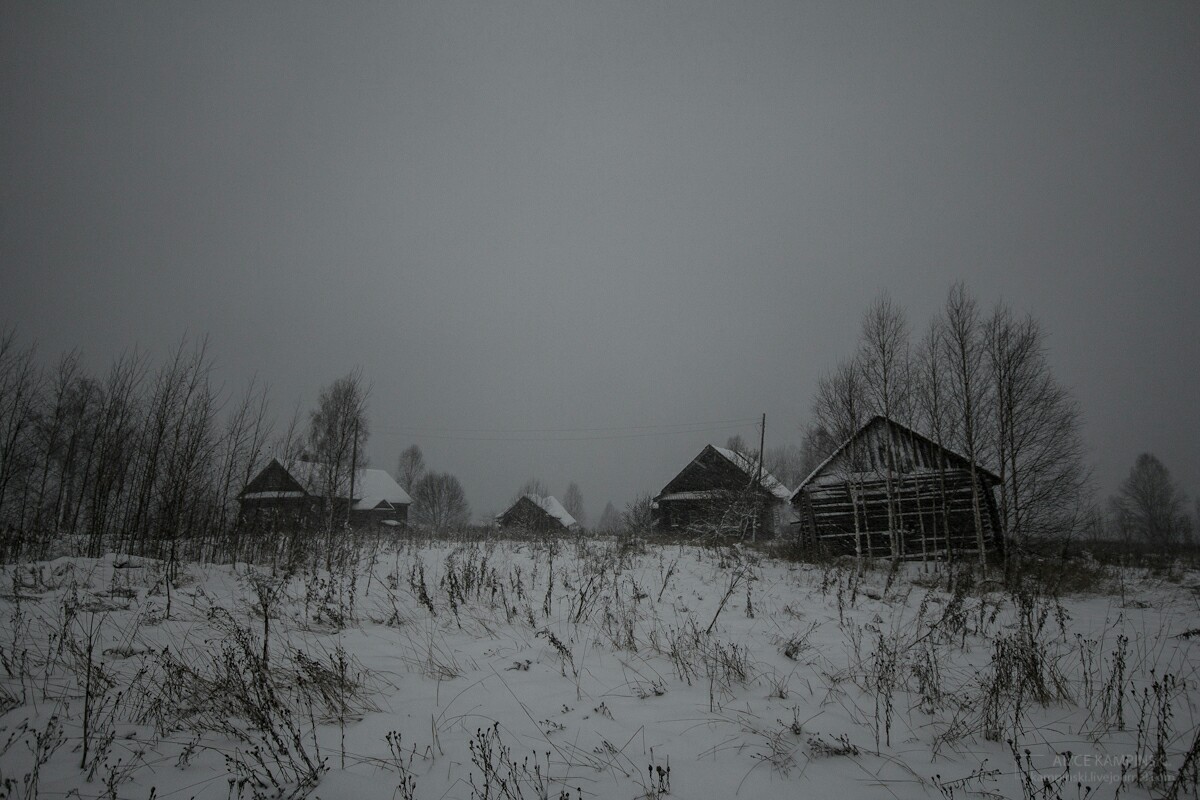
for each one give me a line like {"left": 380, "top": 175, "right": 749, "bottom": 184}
{"left": 797, "top": 423, "right": 837, "bottom": 477}
{"left": 38, "top": 365, "right": 98, "bottom": 557}
{"left": 1109, "top": 453, "right": 1191, "bottom": 555}
{"left": 812, "top": 357, "right": 869, "bottom": 568}
{"left": 813, "top": 357, "right": 866, "bottom": 445}
{"left": 912, "top": 316, "right": 956, "bottom": 562}
{"left": 397, "top": 444, "right": 425, "bottom": 493}
{"left": 0, "top": 330, "right": 296, "bottom": 565}
{"left": 214, "top": 378, "right": 272, "bottom": 561}
{"left": 80, "top": 352, "right": 146, "bottom": 557}
{"left": 621, "top": 493, "right": 654, "bottom": 532}
{"left": 515, "top": 477, "right": 549, "bottom": 502}
{"left": 858, "top": 293, "right": 911, "bottom": 560}
{"left": 307, "top": 370, "right": 370, "bottom": 541}
{"left": 25, "top": 351, "right": 82, "bottom": 556}
{"left": 859, "top": 293, "right": 911, "bottom": 423}
{"left": 678, "top": 488, "right": 769, "bottom": 543}
{"left": 274, "top": 400, "right": 306, "bottom": 470}
{"left": 562, "top": 481, "right": 585, "bottom": 527}
{"left": 0, "top": 329, "right": 42, "bottom": 557}
{"left": 150, "top": 341, "right": 219, "bottom": 563}
{"left": 411, "top": 472, "right": 470, "bottom": 532}
{"left": 724, "top": 434, "right": 751, "bottom": 456}
{"left": 765, "top": 444, "right": 806, "bottom": 490}
{"left": 985, "top": 304, "right": 1089, "bottom": 555}
{"left": 122, "top": 339, "right": 195, "bottom": 553}
{"left": 943, "top": 284, "right": 990, "bottom": 565}
{"left": 597, "top": 501, "right": 621, "bottom": 532}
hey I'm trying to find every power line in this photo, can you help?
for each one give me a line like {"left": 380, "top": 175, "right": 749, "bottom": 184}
{"left": 371, "top": 420, "right": 759, "bottom": 443}
{"left": 374, "top": 427, "right": 755, "bottom": 443}
{"left": 374, "top": 417, "right": 753, "bottom": 434}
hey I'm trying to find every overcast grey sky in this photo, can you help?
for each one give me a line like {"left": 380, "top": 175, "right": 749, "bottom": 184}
{"left": 3, "top": 2, "right": 1198, "bottom": 520}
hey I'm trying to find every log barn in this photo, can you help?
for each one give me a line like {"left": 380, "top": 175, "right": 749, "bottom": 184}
{"left": 791, "top": 416, "right": 1001, "bottom": 560}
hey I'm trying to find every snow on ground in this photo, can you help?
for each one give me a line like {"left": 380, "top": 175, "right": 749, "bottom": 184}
{"left": 0, "top": 538, "right": 1197, "bottom": 800}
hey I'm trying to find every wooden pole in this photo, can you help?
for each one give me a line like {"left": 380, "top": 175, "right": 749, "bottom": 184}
{"left": 753, "top": 413, "right": 765, "bottom": 542}
{"left": 757, "top": 413, "right": 765, "bottom": 485}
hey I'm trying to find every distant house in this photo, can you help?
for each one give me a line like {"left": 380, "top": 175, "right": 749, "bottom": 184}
{"left": 239, "top": 458, "right": 411, "bottom": 529}
{"left": 495, "top": 494, "right": 579, "bottom": 533}
{"left": 791, "top": 416, "right": 1001, "bottom": 560}
{"left": 652, "top": 445, "right": 792, "bottom": 539}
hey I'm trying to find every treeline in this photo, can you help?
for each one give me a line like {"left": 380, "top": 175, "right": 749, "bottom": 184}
{"left": 806, "top": 284, "right": 1091, "bottom": 555}
{"left": 0, "top": 331, "right": 274, "bottom": 562}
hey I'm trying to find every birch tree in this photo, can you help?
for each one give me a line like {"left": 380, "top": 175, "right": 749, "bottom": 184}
{"left": 397, "top": 444, "right": 425, "bottom": 493}
{"left": 597, "top": 501, "right": 621, "bottom": 532}
{"left": 411, "top": 472, "right": 470, "bottom": 532}
{"left": 912, "top": 317, "right": 955, "bottom": 561}
{"left": 563, "top": 481, "right": 585, "bottom": 527}
{"left": 812, "top": 357, "right": 869, "bottom": 569}
{"left": 1110, "top": 454, "right": 1190, "bottom": 555}
{"left": 308, "top": 370, "right": 370, "bottom": 544}
{"left": 985, "top": 305, "right": 1089, "bottom": 555}
{"left": 943, "top": 284, "right": 990, "bottom": 565}
{"left": 858, "top": 294, "right": 911, "bottom": 560}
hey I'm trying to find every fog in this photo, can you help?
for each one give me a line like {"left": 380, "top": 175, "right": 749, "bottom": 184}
{"left": 3, "top": 2, "right": 1198, "bottom": 517}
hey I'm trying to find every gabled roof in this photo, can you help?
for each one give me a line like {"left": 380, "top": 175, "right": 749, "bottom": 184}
{"left": 655, "top": 444, "right": 791, "bottom": 502}
{"left": 790, "top": 415, "right": 1000, "bottom": 499}
{"left": 239, "top": 458, "right": 306, "bottom": 498}
{"left": 530, "top": 495, "right": 577, "bottom": 529}
{"left": 349, "top": 465, "right": 412, "bottom": 510}
{"left": 656, "top": 490, "right": 731, "bottom": 502}
{"left": 496, "top": 494, "right": 578, "bottom": 529}
{"left": 243, "top": 459, "right": 411, "bottom": 509}
{"left": 711, "top": 446, "right": 792, "bottom": 500}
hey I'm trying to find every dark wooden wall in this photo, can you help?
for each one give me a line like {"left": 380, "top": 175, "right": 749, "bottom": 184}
{"left": 497, "top": 497, "right": 564, "bottom": 532}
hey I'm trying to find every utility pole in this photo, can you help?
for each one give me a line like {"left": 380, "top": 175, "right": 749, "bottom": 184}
{"left": 752, "top": 413, "right": 765, "bottom": 543}
{"left": 756, "top": 413, "right": 765, "bottom": 486}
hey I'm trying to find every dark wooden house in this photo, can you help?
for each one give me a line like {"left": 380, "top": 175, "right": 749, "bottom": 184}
{"left": 652, "top": 445, "right": 793, "bottom": 539}
{"left": 495, "top": 494, "right": 579, "bottom": 533}
{"left": 790, "top": 416, "right": 1001, "bottom": 560}
{"left": 492, "top": 494, "right": 576, "bottom": 532}
{"left": 239, "top": 458, "right": 411, "bottom": 529}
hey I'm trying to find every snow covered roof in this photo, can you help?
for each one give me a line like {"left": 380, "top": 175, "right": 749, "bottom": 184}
{"left": 496, "top": 494, "right": 578, "bottom": 530}
{"left": 240, "top": 490, "right": 307, "bottom": 500}
{"left": 350, "top": 467, "right": 413, "bottom": 510}
{"left": 711, "top": 447, "right": 792, "bottom": 500}
{"left": 789, "top": 416, "right": 1000, "bottom": 500}
{"left": 291, "top": 461, "right": 412, "bottom": 509}
{"left": 656, "top": 490, "right": 729, "bottom": 502}
{"left": 532, "top": 495, "right": 577, "bottom": 528}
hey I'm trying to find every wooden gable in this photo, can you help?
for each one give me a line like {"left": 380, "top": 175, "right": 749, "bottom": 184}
{"left": 497, "top": 496, "right": 568, "bottom": 531}
{"left": 800, "top": 416, "right": 999, "bottom": 492}
{"left": 660, "top": 446, "right": 763, "bottom": 496}
{"left": 653, "top": 445, "right": 791, "bottom": 539}
{"left": 792, "top": 416, "right": 1002, "bottom": 559}
{"left": 240, "top": 459, "right": 308, "bottom": 497}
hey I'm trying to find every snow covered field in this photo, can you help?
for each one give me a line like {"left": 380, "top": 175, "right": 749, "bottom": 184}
{"left": 0, "top": 535, "right": 1197, "bottom": 800}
